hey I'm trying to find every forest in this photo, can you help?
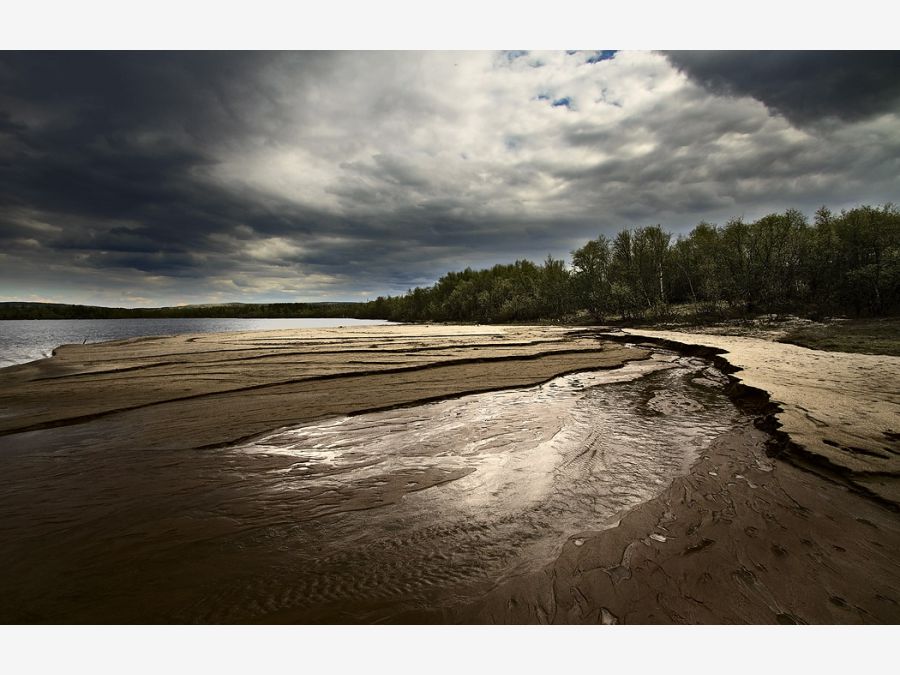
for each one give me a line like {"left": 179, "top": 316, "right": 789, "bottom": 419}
{"left": 353, "top": 204, "right": 900, "bottom": 324}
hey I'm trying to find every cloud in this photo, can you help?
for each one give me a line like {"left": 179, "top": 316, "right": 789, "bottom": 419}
{"left": 663, "top": 51, "right": 900, "bottom": 127}
{"left": 1, "top": 51, "right": 898, "bottom": 305}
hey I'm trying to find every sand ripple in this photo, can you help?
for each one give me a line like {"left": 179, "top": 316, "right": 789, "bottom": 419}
{"left": 193, "top": 352, "right": 741, "bottom": 622}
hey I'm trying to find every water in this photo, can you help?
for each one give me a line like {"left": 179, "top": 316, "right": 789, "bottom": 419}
{"left": 0, "top": 348, "right": 743, "bottom": 623}
{"left": 0, "top": 318, "right": 392, "bottom": 368}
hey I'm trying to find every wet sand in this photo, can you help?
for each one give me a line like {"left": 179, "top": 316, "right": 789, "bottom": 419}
{"left": 445, "top": 422, "right": 900, "bottom": 624}
{"left": 0, "top": 324, "right": 897, "bottom": 623}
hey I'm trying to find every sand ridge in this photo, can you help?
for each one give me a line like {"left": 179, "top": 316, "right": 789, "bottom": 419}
{"left": 0, "top": 325, "right": 645, "bottom": 452}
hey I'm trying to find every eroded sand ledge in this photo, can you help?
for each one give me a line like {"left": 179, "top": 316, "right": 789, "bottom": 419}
{"left": 618, "top": 328, "right": 900, "bottom": 505}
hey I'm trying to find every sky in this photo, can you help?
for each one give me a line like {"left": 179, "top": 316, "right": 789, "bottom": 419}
{"left": 1, "top": 50, "right": 899, "bottom": 307}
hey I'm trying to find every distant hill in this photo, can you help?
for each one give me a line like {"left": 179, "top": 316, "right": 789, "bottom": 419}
{"left": 0, "top": 301, "right": 369, "bottom": 320}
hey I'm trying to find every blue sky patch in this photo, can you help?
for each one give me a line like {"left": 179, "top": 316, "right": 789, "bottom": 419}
{"left": 586, "top": 50, "right": 618, "bottom": 64}
{"left": 552, "top": 97, "right": 572, "bottom": 108}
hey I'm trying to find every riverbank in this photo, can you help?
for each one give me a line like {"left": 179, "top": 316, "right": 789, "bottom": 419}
{"left": 0, "top": 325, "right": 651, "bottom": 623}
{"left": 0, "top": 324, "right": 896, "bottom": 623}
{"left": 778, "top": 317, "right": 900, "bottom": 357}
{"left": 0, "top": 317, "right": 395, "bottom": 369}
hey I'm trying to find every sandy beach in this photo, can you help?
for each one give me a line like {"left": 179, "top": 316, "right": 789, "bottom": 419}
{"left": 0, "top": 324, "right": 897, "bottom": 623}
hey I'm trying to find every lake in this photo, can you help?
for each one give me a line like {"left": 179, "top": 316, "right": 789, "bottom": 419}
{"left": 0, "top": 318, "right": 393, "bottom": 368}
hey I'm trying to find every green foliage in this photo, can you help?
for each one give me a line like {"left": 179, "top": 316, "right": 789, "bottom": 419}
{"left": 356, "top": 258, "right": 576, "bottom": 323}
{"left": 354, "top": 203, "right": 900, "bottom": 324}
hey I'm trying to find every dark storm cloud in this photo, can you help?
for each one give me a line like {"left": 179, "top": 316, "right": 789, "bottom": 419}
{"left": 663, "top": 51, "right": 900, "bottom": 127}
{"left": 0, "top": 52, "right": 283, "bottom": 138}
{"left": 0, "top": 52, "right": 285, "bottom": 224}
{"left": 0, "top": 52, "right": 357, "bottom": 292}
{"left": 1, "top": 51, "right": 514, "bottom": 301}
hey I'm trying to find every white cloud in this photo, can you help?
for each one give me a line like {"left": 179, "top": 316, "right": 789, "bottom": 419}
{"left": 204, "top": 49, "right": 900, "bottom": 245}
{"left": 245, "top": 237, "right": 306, "bottom": 262}
{"left": 208, "top": 52, "right": 696, "bottom": 222}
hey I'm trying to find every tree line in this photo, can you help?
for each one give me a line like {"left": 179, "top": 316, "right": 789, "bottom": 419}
{"left": 353, "top": 203, "right": 900, "bottom": 323}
